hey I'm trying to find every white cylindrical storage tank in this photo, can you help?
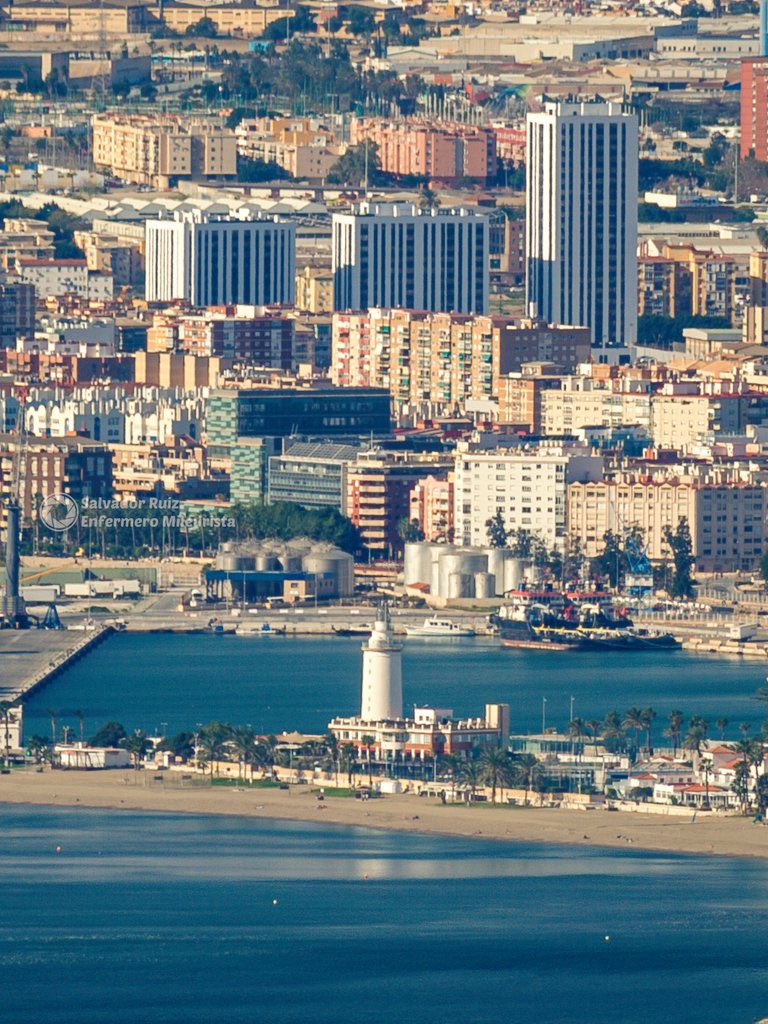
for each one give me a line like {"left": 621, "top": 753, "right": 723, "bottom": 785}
{"left": 448, "top": 572, "right": 474, "bottom": 599}
{"left": 404, "top": 542, "right": 432, "bottom": 587}
{"left": 475, "top": 572, "right": 495, "bottom": 599}
{"left": 280, "top": 555, "right": 303, "bottom": 572}
{"left": 255, "top": 554, "right": 279, "bottom": 572}
{"left": 503, "top": 556, "right": 527, "bottom": 593}
{"left": 440, "top": 552, "right": 487, "bottom": 595}
{"left": 303, "top": 550, "right": 354, "bottom": 598}
{"left": 484, "top": 548, "right": 506, "bottom": 593}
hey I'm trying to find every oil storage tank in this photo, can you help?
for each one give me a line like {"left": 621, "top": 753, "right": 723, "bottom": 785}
{"left": 404, "top": 542, "right": 433, "bottom": 587}
{"left": 303, "top": 548, "right": 354, "bottom": 598}
{"left": 474, "top": 572, "right": 495, "bottom": 599}
{"left": 438, "top": 551, "right": 487, "bottom": 598}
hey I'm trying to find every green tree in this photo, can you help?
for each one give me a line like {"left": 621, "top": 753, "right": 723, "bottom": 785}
{"left": 602, "top": 711, "right": 626, "bottom": 752}
{"left": 641, "top": 707, "right": 657, "bottom": 755}
{"left": 485, "top": 511, "right": 508, "bottom": 549}
{"left": 185, "top": 16, "right": 217, "bottom": 37}
{"left": 397, "top": 517, "right": 424, "bottom": 544}
{"left": 663, "top": 518, "right": 695, "bottom": 599}
{"left": 121, "top": 730, "right": 148, "bottom": 770}
{"left": 592, "top": 530, "right": 623, "bottom": 589}
{"left": 199, "top": 722, "right": 232, "bottom": 776}
{"left": 237, "top": 157, "right": 292, "bottom": 183}
{"left": 417, "top": 185, "right": 441, "bottom": 211}
{"left": 683, "top": 716, "right": 708, "bottom": 758}
{"left": 26, "top": 735, "right": 51, "bottom": 765}
{"left": 327, "top": 142, "right": 382, "bottom": 188}
{"left": 458, "top": 758, "right": 483, "bottom": 801}
{"left": 90, "top": 721, "right": 127, "bottom": 747}
{"left": 716, "top": 717, "right": 729, "bottom": 740}
{"left": 361, "top": 734, "right": 376, "bottom": 785}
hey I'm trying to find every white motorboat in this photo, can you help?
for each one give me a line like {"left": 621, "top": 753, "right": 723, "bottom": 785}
{"left": 405, "top": 617, "right": 475, "bottom": 638}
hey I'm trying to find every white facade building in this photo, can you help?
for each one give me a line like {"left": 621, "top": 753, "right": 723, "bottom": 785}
{"left": 332, "top": 202, "right": 489, "bottom": 314}
{"left": 16, "top": 259, "right": 113, "bottom": 300}
{"left": 525, "top": 101, "right": 638, "bottom": 362}
{"left": 453, "top": 441, "right": 604, "bottom": 549}
{"left": 145, "top": 211, "right": 295, "bottom": 306}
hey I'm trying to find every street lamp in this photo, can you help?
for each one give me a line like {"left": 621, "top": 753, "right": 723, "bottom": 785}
{"left": 542, "top": 696, "right": 547, "bottom": 734}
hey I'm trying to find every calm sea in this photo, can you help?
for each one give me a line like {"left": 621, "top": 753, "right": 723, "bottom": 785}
{"left": 21, "top": 633, "right": 768, "bottom": 740}
{"left": 1, "top": 806, "right": 767, "bottom": 1024}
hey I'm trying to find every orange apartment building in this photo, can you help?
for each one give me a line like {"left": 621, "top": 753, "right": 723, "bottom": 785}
{"left": 741, "top": 57, "right": 768, "bottom": 160}
{"left": 332, "top": 309, "right": 590, "bottom": 416}
{"left": 351, "top": 118, "right": 497, "bottom": 183}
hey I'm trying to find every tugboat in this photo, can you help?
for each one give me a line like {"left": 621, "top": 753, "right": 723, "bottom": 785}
{"left": 490, "top": 594, "right": 679, "bottom": 651}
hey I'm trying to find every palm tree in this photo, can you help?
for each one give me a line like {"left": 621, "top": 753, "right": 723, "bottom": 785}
{"left": 229, "top": 726, "right": 258, "bottom": 780}
{"left": 664, "top": 710, "right": 684, "bottom": 756}
{"left": 701, "top": 758, "right": 712, "bottom": 810}
{"left": 338, "top": 744, "right": 357, "bottom": 785}
{"left": 479, "top": 746, "right": 513, "bottom": 804}
{"left": 623, "top": 707, "right": 645, "bottom": 759}
{"left": 458, "top": 757, "right": 483, "bottom": 802}
{"left": 586, "top": 719, "right": 602, "bottom": 745}
{"left": 361, "top": 734, "right": 376, "bottom": 785}
{"left": 0, "top": 701, "right": 15, "bottom": 767}
{"left": 74, "top": 709, "right": 85, "bottom": 745}
{"left": 417, "top": 185, "right": 441, "bottom": 211}
{"left": 199, "top": 722, "right": 232, "bottom": 776}
{"left": 121, "top": 730, "right": 148, "bottom": 770}
{"left": 569, "top": 720, "right": 585, "bottom": 761}
{"left": 602, "top": 711, "right": 626, "bottom": 751}
{"left": 641, "top": 707, "right": 657, "bottom": 756}
{"left": 46, "top": 708, "right": 58, "bottom": 747}
{"left": 26, "top": 735, "right": 50, "bottom": 765}
{"left": 716, "top": 717, "right": 729, "bottom": 741}
{"left": 511, "top": 754, "right": 543, "bottom": 807}
{"left": 683, "top": 716, "right": 708, "bottom": 760}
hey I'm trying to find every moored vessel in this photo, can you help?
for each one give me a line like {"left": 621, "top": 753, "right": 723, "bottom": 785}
{"left": 405, "top": 617, "right": 476, "bottom": 638}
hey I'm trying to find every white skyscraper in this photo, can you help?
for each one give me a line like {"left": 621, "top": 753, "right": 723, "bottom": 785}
{"left": 332, "top": 202, "right": 489, "bottom": 314}
{"left": 525, "top": 100, "right": 638, "bottom": 363}
{"left": 360, "top": 604, "right": 403, "bottom": 721}
{"left": 145, "top": 210, "right": 295, "bottom": 306}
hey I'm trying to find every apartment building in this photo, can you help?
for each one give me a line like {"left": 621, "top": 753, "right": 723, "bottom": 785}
{"left": 176, "top": 310, "right": 296, "bottom": 368}
{"left": 0, "top": 435, "right": 112, "bottom": 530}
{"left": 650, "top": 386, "right": 752, "bottom": 449}
{"left": 15, "top": 259, "right": 112, "bottom": 301}
{"left": 539, "top": 378, "right": 652, "bottom": 436}
{"left": 409, "top": 473, "right": 455, "bottom": 542}
{"left": 0, "top": 218, "right": 55, "bottom": 270}
{"left": 295, "top": 266, "right": 333, "bottom": 314}
{"left": 236, "top": 118, "right": 342, "bottom": 182}
{"left": 268, "top": 441, "right": 363, "bottom": 512}
{"left": 351, "top": 118, "right": 497, "bottom": 184}
{"left": 347, "top": 451, "right": 452, "bottom": 556}
{"left": 332, "top": 310, "right": 590, "bottom": 416}
{"left": 638, "top": 243, "right": 751, "bottom": 327}
{"left": 73, "top": 231, "right": 143, "bottom": 288}
{"left": 92, "top": 114, "right": 236, "bottom": 189}
{"left": 453, "top": 441, "right": 604, "bottom": 549}
{"left": 567, "top": 472, "right": 767, "bottom": 572}
{"left": 161, "top": 3, "right": 290, "bottom": 37}
{"left": 741, "top": 57, "right": 768, "bottom": 161}
{"left": 0, "top": 277, "right": 35, "bottom": 349}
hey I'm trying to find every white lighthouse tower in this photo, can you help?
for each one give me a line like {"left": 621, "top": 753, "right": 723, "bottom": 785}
{"left": 360, "top": 603, "right": 403, "bottom": 721}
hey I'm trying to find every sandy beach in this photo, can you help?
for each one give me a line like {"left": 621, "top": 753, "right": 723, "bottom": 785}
{"left": 2, "top": 768, "right": 768, "bottom": 859}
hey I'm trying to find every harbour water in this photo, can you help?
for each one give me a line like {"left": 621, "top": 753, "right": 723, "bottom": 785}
{"left": 1, "top": 805, "right": 767, "bottom": 1024}
{"left": 21, "top": 632, "right": 768, "bottom": 740}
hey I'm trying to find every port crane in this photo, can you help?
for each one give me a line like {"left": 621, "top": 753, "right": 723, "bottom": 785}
{"left": 1, "top": 387, "right": 63, "bottom": 629}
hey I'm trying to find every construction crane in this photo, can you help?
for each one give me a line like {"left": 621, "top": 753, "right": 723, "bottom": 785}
{"left": 624, "top": 531, "right": 654, "bottom": 597}
{"left": 2, "top": 384, "right": 31, "bottom": 629}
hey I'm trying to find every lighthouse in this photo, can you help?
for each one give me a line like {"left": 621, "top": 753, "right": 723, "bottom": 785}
{"left": 360, "top": 603, "right": 403, "bottom": 721}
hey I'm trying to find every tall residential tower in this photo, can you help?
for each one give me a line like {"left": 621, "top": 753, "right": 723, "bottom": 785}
{"left": 525, "top": 100, "right": 638, "bottom": 363}
{"left": 332, "top": 202, "right": 489, "bottom": 315}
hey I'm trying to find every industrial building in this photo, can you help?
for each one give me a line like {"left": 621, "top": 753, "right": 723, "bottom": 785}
{"left": 403, "top": 542, "right": 532, "bottom": 601}
{"left": 206, "top": 541, "right": 354, "bottom": 603}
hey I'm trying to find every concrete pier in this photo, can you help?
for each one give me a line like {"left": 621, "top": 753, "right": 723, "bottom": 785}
{"left": 0, "top": 627, "right": 114, "bottom": 703}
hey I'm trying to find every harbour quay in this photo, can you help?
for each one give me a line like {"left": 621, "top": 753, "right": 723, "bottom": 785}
{"left": 0, "top": 627, "right": 113, "bottom": 703}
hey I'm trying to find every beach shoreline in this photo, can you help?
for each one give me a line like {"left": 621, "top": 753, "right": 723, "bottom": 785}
{"left": 2, "top": 769, "right": 768, "bottom": 859}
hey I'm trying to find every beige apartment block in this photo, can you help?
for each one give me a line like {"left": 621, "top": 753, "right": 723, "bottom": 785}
{"left": 567, "top": 474, "right": 766, "bottom": 572}
{"left": 160, "top": 3, "right": 290, "bottom": 37}
{"left": 133, "top": 351, "right": 232, "bottom": 389}
{"left": 409, "top": 472, "right": 454, "bottom": 542}
{"left": 650, "top": 388, "right": 748, "bottom": 450}
{"left": 92, "top": 114, "right": 236, "bottom": 189}
{"left": 295, "top": 266, "right": 333, "bottom": 314}
{"left": 351, "top": 118, "right": 496, "bottom": 183}
{"left": 539, "top": 379, "right": 652, "bottom": 436}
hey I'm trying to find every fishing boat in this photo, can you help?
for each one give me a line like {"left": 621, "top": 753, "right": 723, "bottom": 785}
{"left": 491, "top": 594, "right": 679, "bottom": 652}
{"left": 405, "top": 617, "right": 476, "bottom": 638}
{"left": 332, "top": 624, "right": 373, "bottom": 637}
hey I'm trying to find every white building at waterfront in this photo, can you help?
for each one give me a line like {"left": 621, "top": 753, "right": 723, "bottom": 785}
{"left": 145, "top": 210, "right": 295, "bottom": 306}
{"left": 332, "top": 202, "right": 489, "bottom": 314}
{"left": 525, "top": 100, "right": 638, "bottom": 363}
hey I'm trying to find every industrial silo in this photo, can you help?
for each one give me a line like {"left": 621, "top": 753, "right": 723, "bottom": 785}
{"left": 303, "top": 549, "right": 354, "bottom": 598}
{"left": 474, "top": 572, "right": 495, "bottom": 599}
{"left": 438, "top": 551, "right": 487, "bottom": 597}
{"left": 404, "top": 542, "right": 432, "bottom": 587}
{"left": 447, "top": 572, "right": 474, "bottom": 599}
